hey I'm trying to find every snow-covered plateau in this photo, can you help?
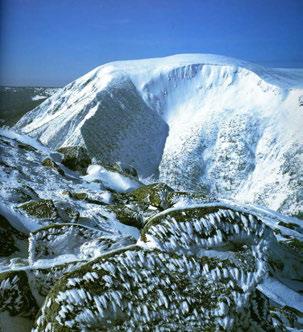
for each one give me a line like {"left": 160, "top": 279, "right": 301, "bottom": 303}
{"left": 1, "top": 54, "right": 303, "bottom": 331}
{"left": 14, "top": 54, "right": 303, "bottom": 216}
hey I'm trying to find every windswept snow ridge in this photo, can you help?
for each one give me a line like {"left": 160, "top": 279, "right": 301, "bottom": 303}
{"left": 15, "top": 54, "right": 303, "bottom": 215}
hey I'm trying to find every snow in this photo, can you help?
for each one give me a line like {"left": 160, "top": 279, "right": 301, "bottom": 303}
{"left": 83, "top": 164, "right": 141, "bottom": 193}
{"left": 31, "top": 254, "right": 80, "bottom": 268}
{"left": 32, "top": 95, "right": 47, "bottom": 101}
{"left": 258, "top": 277, "right": 303, "bottom": 312}
{"left": 0, "top": 127, "right": 51, "bottom": 155}
{"left": 0, "top": 128, "right": 141, "bottom": 250}
{"left": 14, "top": 54, "right": 303, "bottom": 214}
{"left": 0, "top": 201, "right": 39, "bottom": 233}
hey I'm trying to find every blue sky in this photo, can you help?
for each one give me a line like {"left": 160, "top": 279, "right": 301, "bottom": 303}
{"left": 1, "top": 0, "right": 302, "bottom": 86}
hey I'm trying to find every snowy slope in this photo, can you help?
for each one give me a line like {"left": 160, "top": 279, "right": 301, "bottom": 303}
{"left": 15, "top": 54, "right": 303, "bottom": 215}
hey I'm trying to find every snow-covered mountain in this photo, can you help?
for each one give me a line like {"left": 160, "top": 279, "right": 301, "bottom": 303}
{"left": 14, "top": 54, "right": 303, "bottom": 216}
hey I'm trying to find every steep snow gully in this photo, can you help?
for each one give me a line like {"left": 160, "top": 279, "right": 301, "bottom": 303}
{"left": 15, "top": 54, "right": 303, "bottom": 215}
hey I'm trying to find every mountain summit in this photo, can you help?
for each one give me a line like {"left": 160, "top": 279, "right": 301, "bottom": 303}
{"left": 15, "top": 54, "right": 303, "bottom": 215}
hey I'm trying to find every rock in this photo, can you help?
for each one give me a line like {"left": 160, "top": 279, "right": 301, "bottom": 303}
{"left": 107, "top": 204, "right": 143, "bottom": 228}
{"left": 140, "top": 205, "right": 275, "bottom": 252}
{"left": 125, "top": 183, "right": 174, "bottom": 210}
{"left": 17, "top": 142, "right": 37, "bottom": 152}
{"left": 57, "top": 146, "right": 91, "bottom": 174}
{"left": 292, "top": 211, "right": 303, "bottom": 220}
{"left": 166, "top": 190, "right": 209, "bottom": 206}
{"left": 55, "top": 201, "right": 80, "bottom": 222}
{"left": 0, "top": 214, "right": 27, "bottom": 257}
{"left": 0, "top": 270, "right": 38, "bottom": 321}
{"left": 62, "top": 190, "right": 107, "bottom": 206}
{"left": 278, "top": 221, "right": 301, "bottom": 231}
{"left": 6, "top": 185, "right": 39, "bottom": 204}
{"left": 32, "top": 246, "right": 274, "bottom": 331}
{"left": 107, "top": 183, "right": 174, "bottom": 228}
{"left": 282, "top": 238, "right": 303, "bottom": 255}
{"left": 29, "top": 223, "right": 104, "bottom": 264}
{"left": 79, "top": 235, "right": 136, "bottom": 259}
{"left": 42, "top": 157, "right": 64, "bottom": 175}
{"left": 29, "top": 261, "right": 85, "bottom": 299}
{"left": 18, "top": 199, "right": 58, "bottom": 220}
{"left": 107, "top": 161, "right": 138, "bottom": 179}
{"left": 29, "top": 223, "right": 136, "bottom": 264}
{"left": 63, "top": 191, "right": 88, "bottom": 201}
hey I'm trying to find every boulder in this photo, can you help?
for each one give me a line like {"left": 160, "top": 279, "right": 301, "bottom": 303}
{"left": 41, "top": 158, "right": 64, "bottom": 175}
{"left": 57, "top": 146, "right": 91, "bottom": 174}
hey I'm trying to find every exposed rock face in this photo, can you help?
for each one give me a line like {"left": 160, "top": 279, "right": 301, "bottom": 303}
{"left": 124, "top": 182, "right": 174, "bottom": 210}
{"left": 80, "top": 78, "right": 169, "bottom": 177}
{"left": 109, "top": 162, "right": 138, "bottom": 179}
{"left": 108, "top": 183, "right": 174, "bottom": 228}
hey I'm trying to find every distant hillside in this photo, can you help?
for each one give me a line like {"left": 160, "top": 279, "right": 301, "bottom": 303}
{"left": 0, "top": 86, "right": 60, "bottom": 126}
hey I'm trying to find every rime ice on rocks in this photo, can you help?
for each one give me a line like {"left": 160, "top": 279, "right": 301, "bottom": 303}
{"left": 32, "top": 205, "right": 303, "bottom": 331}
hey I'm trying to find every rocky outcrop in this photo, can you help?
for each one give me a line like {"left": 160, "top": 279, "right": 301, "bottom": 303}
{"left": 32, "top": 204, "right": 303, "bottom": 331}
{"left": 57, "top": 146, "right": 91, "bottom": 174}
{"left": 18, "top": 199, "right": 58, "bottom": 220}
{"left": 107, "top": 183, "right": 174, "bottom": 228}
{"left": 41, "top": 158, "right": 64, "bottom": 175}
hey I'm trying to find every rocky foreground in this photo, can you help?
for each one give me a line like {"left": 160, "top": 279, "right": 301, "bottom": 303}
{"left": 0, "top": 128, "right": 302, "bottom": 331}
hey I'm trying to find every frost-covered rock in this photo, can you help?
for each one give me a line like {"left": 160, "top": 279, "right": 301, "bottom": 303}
{"left": 107, "top": 183, "right": 174, "bottom": 228}
{"left": 29, "top": 203, "right": 303, "bottom": 331}
{"left": 0, "top": 129, "right": 141, "bottom": 234}
{"left": 18, "top": 199, "right": 58, "bottom": 220}
{"left": 29, "top": 223, "right": 102, "bottom": 264}
{"left": 57, "top": 145, "right": 91, "bottom": 174}
{"left": 41, "top": 157, "right": 64, "bottom": 175}
{"left": 3, "top": 186, "right": 39, "bottom": 204}
{"left": 28, "top": 223, "right": 135, "bottom": 264}
{"left": 32, "top": 247, "right": 274, "bottom": 331}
